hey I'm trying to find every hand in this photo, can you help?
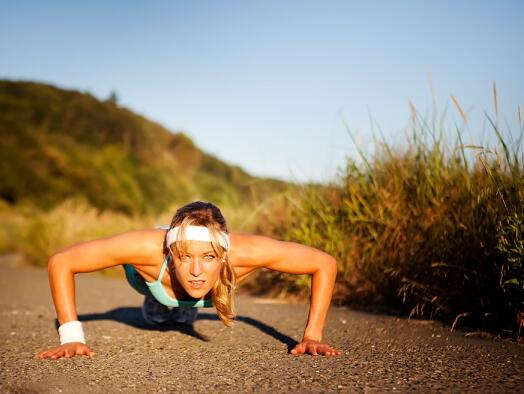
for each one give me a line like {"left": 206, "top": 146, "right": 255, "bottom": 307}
{"left": 36, "top": 342, "right": 95, "bottom": 360}
{"left": 290, "top": 338, "right": 342, "bottom": 357}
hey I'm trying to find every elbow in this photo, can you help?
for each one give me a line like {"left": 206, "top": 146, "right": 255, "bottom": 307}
{"left": 47, "top": 252, "right": 74, "bottom": 285}
{"left": 318, "top": 255, "right": 337, "bottom": 279}
{"left": 327, "top": 256, "right": 338, "bottom": 278}
{"left": 47, "top": 254, "right": 59, "bottom": 276}
{"left": 47, "top": 252, "right": 66, "bottom": 276}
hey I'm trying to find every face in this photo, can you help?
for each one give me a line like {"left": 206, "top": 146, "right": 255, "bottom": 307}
{"left": 171, "top": 240, "right": 223, "bottom": 298}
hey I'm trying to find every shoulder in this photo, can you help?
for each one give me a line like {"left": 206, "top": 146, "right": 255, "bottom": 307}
{"left": 229, "top": 233, "right": 307, "bottom": 267}
{"left": 230, "top": 233, "right": 281, "bottom": 253}
{"left": 102, "top": 228, "right": 166, "bottom": 260}
{"left": 57, "top": 228, "right": 166, "bottom": 265}
{"left": 103, "top": 228, "right": 164, "bottom": 247}
{"left": 229, "top": 232, "right": 336, "bottom": 275}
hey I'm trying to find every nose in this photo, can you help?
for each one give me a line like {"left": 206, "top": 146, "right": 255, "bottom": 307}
{"left": 189, "top": 257, "right": 202, "bottom": 277}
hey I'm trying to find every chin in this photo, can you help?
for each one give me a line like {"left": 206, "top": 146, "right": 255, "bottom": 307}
{"left": 185, "top": 286, "right": 212, "bottom": 299}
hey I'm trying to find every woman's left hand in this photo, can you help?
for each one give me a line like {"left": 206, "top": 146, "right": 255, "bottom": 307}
{"left": 290, "top": 338, "right": 341, "bottom": 357}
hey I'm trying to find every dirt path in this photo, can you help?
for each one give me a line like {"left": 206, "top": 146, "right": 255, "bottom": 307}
{"left": 0, "top": 255, "right": 522, "bottom": 393}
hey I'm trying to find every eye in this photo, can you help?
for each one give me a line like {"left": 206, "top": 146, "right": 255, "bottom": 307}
{"left": 180, "top": 255, "right": 192, "bottom": 263}
{"left": 204, "top": 254, "right": 216, "bottom": 261}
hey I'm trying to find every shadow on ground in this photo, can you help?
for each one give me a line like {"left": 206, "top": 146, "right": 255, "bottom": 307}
{"left": 77, "top": 308, "right": 297, "bottom": 350}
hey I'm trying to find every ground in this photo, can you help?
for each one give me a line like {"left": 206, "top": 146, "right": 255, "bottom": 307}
{"left": 0, "top": 255, "right": 522, "bottom": 393}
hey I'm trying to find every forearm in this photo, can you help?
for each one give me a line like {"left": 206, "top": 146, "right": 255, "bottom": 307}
{"left": 302, "top": 256, "right": 337, "bottom": 341}
{"left": 48, "top": 255, "right": 79, "bottom": 324}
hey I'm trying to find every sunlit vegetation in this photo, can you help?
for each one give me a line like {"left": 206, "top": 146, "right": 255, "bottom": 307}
{"left": 0, "top": 80, "right": 288, "bottom": 215}
{"left": 2, "top": 80, "right": 522, "bottom": 335}
{"left": 266, "top": 91, "right": 523, "bottom": 335}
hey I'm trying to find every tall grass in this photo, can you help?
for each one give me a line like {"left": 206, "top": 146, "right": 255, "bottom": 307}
{"left": 272, "top": 93, "right": 523, "bottom": 335}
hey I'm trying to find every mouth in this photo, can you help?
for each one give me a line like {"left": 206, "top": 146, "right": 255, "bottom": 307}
{"left": 189, "top": 280, "right": 206, "bottom": 289}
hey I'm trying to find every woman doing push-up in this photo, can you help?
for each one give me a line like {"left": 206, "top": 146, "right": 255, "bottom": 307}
{"left": 37, "top": 201, "right": 341, "bottom": 359}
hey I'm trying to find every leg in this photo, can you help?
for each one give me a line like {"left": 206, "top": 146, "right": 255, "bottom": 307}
{"left": 141, "top": 295, "right": 173, "bottom": 325}
{"left": 170, "top": 307, "right": 198, "bottom": 324}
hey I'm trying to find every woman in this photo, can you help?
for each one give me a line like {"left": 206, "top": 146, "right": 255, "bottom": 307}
{"left": 37, "top": 201, "right": 341, "bottom": 359}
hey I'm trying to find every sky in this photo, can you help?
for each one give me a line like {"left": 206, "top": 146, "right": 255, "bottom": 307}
{"left": 1, "top": 1, "right": 523, "bottom": 183}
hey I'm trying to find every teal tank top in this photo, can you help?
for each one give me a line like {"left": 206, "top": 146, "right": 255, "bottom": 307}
{"left": 124, "top": 255, "right": 213, "bottom": 308}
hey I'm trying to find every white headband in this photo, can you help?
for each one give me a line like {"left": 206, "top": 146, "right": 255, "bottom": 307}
{"left": 166, "top": 225, "right": 230, "bottom": 250}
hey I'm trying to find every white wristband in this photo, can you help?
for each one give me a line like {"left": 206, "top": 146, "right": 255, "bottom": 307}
{"left": 58, "top": 320, "right": 86, "bottom": 345}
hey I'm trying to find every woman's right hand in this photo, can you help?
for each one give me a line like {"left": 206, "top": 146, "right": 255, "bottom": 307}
{"left": 36, "top": 342, "right": 95, "bottom": 360}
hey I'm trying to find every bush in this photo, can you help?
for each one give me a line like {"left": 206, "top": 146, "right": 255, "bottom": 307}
{"left": 272, "top": 100, "right": 523, "bottom": 335}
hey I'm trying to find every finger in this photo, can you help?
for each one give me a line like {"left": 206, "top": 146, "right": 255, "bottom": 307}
{"left": 78, "top": 345, "right": 91, "bottom": 356}
{"left": 319, "top": 346, "right": 334, "bottom": 356}
{"left": 323, "top": 346, "right": 335, "bottom": 356}
{"left": 325, "top": 349, "right": 341, "bottom": 356}
{"left": 307, "top": 344, "right": 318, "bottom": 356}
{"left": 50, "top": 350, "right": 65, "bottom": 360}
{"left": 330, "top": 347, "right": 342, "bottom": 356}
{"left": 36, "top": 350, "right": 49, "bottom": 359}
{"left": 82, "top": 347, "right": 95, "bottom": 357}
{"left": 41, "top": 351, "right": 57, "bottom": 359}
{"left": 65, "top": 348, "right": 75, "bottom": 358}
{"left": 290, "top": 342, "right": 306, "bottom": 355}
{"left": 319, "top": 347, "right": 331, "bottom": 356}
{"left": 37, "top": 347, "right": 59, "bottom": 359}
{"left": 316, "top": 344, "right": 342, "bottom": 356}
{"left": 46, "top": 350, "right": 59, "bottom": 359}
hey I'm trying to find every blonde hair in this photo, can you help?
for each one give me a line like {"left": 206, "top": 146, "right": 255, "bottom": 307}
{"left": 166, "top": 201, "right": 236, "bottom": 326}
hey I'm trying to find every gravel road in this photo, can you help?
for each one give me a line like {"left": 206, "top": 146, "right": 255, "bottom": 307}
{"left": 0, "top": 255, "right": 522, "bottom": 393}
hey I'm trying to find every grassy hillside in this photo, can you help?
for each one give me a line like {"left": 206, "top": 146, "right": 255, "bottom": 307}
{"left": 0, "top": 80, "right": 287, "bottom": 215}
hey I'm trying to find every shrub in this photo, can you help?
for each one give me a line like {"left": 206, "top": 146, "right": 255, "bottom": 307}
{"left": 273, "top": 97, "right": 523, "bottom": 335}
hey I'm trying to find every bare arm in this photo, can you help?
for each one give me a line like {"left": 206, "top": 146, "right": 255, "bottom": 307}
{"left": 37, "top": 230, "right": 161, "bottom": 359}
{"left": 48, "top": 230, "right": 159, "bottom": 323}
{"left": 234, "top": 235, "right": 341, "bottom": 356}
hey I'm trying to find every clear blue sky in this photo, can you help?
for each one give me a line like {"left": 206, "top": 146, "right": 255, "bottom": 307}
{"left": 1, "top": 1, "right": 523, "bottom": 182}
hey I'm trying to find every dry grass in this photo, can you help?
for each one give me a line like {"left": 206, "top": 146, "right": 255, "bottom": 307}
{"left": 266, "top": 95, "right": 523, "bottom": 335}
{"left": 1, "top": 199, "right": 151, "bottom": 279}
